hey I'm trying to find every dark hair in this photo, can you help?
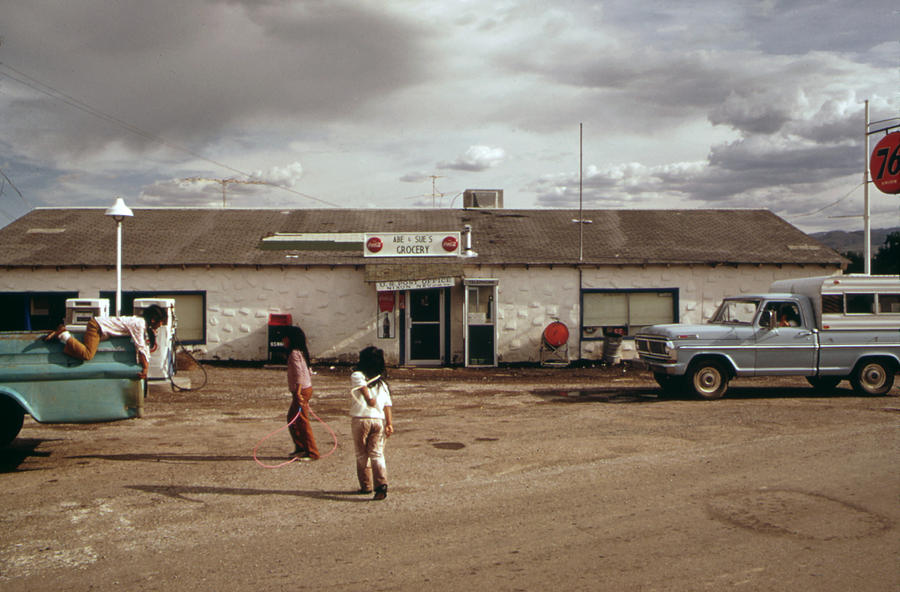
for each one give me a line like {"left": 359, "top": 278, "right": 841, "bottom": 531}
{"left": 284, "top": 326, "right": 311, "bottom": 364}
{"left": 142, "top": 305, "right": 166, "bottom": 350}
{"left": 355, "top": 346, "right": 387, "bottom": 388}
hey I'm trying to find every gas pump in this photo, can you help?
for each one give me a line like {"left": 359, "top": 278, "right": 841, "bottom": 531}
{"left": 64, "top": 298, "right": 110, "bottom": 331}
{"left": 133, "top": 298, "right": 176, "bottom": 381}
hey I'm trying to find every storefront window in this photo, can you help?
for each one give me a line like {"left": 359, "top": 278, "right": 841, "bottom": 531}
{"left": 467, "top": 285, "right": 494, "bottom": 322}
{"left": 581, "top": 289, "right": 677, "bottom": 338}
{"left": 103, "top": 291, "right": 206, "bottom": 343}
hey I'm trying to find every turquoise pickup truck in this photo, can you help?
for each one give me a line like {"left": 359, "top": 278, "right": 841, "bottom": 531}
{"left": 0, "top": 331, "right": 144, "bottom": 446}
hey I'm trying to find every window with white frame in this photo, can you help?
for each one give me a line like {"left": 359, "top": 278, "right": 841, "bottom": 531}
{"left": 581, "top": 289, "right": 678, "bottom": 338}
{"left": 102, "top": 291, "right": 206, "bottom": 343}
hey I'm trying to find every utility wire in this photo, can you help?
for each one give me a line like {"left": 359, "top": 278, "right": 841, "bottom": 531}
{"left": 791, "top": 181, "right": 864, "bottom": 218}
{"left": 0, "top": 167, "right": 28, "bottom": 207}
{"left": 0, "top": 61, "right": 341, "bottom": 207}
{"left": 0, "top": 168, "right": 30, "bottom": 221}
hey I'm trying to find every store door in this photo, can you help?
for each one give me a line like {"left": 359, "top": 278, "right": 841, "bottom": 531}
{"left": 406, "top": 288, "right": 445, "bottom": 365}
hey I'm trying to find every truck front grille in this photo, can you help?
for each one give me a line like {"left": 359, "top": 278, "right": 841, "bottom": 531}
{"left": 635, "top": 336, "right": 668, "bottom": 357}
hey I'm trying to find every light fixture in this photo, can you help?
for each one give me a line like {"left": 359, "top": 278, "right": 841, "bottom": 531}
{"left": 105, "top": 196, "right": 134, "bottom": 221}
{"left": 105, "top": 197, "right": 133, "bottom": 315}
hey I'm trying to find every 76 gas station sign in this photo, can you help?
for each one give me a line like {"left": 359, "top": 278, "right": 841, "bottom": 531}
{"left": 871, "top": 132, "right": 900, "bottom": 194}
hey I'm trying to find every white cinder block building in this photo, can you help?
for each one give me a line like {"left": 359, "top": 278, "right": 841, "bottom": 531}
{"left": 0, "top": 205, "right": 845, "bottom": 366}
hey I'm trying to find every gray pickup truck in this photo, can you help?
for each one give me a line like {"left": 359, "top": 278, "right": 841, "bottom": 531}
{"left": 635, "top": 275, "right": 900, "bottom": 399}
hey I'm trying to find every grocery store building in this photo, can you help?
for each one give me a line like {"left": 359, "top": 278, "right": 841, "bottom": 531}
{"left": 0, "top": 202, "right": 846, "bottom": 366}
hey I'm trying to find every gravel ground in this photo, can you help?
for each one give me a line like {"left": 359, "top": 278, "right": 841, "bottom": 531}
{"left": 1, "top": 363, "right": 898, "bottom": 591}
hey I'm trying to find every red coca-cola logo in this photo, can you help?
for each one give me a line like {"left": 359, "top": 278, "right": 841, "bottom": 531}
{"left": 366, "top": 236, "right": 383, "bottom": 253}
{"left": 442, "top": 235, "right": 459, "bottom": 252}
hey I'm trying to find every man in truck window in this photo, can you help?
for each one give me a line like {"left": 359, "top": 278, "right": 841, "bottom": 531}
{"left": 779, "top": 304, "right": 801, "bottom": 327}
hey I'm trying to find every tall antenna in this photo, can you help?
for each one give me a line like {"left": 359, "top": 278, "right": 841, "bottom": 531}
{"left": 182, "top": 177, "right": 270, "bottom": 207}
{"left": 428, "top": 175, "right": 445, "bottom": 208}
{"left": 579, "top": 122, "right": 584, "bottom": 262}
{"left": 572, "top": 124, "right": 592, "bottom": 260}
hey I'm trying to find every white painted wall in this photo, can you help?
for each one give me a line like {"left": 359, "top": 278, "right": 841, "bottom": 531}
{"left": 2, "top": 263, "right": 839, "bottom": 364}
{"left": 1, "top": 266, "right": 385, "bottom": 364}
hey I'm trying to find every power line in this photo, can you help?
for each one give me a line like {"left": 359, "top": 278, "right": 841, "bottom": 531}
{"left": 0, "top": 168, "right": 28, "bottom": 207}
{"left": 0, "top": 61, "right": 341, "bottom": 207}
{"left": 791, "top": 181, "right": 864, "bottom": 218}
{"left": 0, "top": 168, "right": 30, "bottom": 222}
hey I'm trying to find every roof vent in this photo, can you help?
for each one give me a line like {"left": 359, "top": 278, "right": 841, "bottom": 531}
{"left": 463, "top": 189, "right": 503, "bottom": 209}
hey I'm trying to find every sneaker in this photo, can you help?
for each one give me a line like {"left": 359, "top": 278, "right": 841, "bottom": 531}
{"left": 373, "top": 485, "right": 388, "bottom": 500}
{"left": 357, "top": 488, "right": 373, "bottom": 495}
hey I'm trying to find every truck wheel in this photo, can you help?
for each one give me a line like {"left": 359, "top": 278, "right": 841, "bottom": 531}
{"left": 850, "top": 360, "right": 895, "bottom": 396}
{"left": 688, "top": 360, "right": 729, "bottom": 400}
{"left": 0, "top": 397, "right": 25, "bottom": 447}
{"left": 806, "top": 376, "right": 842, "bottom": 392}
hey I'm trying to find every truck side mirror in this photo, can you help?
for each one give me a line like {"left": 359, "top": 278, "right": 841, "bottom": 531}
{"left": 759, "top": 310, "right": 774, "bottom": 329}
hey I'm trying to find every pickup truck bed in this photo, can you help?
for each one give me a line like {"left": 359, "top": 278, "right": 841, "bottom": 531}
{"left": 0, "top": 331, "right": 144, "bottom": 445}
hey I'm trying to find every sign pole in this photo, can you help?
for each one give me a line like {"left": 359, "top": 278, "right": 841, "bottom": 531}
{"left": 864, "top": 100, "right": 871, "bottom": 276}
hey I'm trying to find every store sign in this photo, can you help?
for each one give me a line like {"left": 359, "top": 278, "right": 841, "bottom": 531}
{"left": 871, "top": 132, "right": 900, "bottom": 194}
{"left": 375, "top": 277, "right": 455, "bottom": 291}
{"left": 364, "top": 232, "right": 461, "bottom": 257}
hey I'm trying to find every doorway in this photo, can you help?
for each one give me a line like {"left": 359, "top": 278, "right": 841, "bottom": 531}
{"left": 405, "top": 288, "right": 445, "bottom": 365}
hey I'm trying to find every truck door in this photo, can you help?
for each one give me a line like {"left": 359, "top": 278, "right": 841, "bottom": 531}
{"left": 755, "top": 301, "right": 817, "bottom": 374}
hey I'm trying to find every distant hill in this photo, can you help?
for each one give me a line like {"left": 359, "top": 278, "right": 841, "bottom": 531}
{"left": 810, "top": 227, "right": 899, "bottom": 254}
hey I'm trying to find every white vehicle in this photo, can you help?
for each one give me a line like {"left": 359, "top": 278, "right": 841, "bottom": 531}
{"left": 635, "top": 275, "right": 900, "bottom": 399}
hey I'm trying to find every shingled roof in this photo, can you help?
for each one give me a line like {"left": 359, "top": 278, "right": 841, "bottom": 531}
{"left": 0, "top": 207, "right": 845, "bottom": 268}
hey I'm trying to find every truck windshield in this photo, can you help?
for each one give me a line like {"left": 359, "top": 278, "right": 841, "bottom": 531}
{"left": 710, "top": 299, "right": 760, "bottom": 325}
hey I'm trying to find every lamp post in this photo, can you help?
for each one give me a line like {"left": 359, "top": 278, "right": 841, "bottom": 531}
{"left": 105, "top": 197, "right": 133, "bottom": 316}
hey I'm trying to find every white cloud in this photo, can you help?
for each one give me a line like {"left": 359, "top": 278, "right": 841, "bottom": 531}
{"left": 1, "top": 0, "right": 898, "bottom": 233}
{"left": 251, "top": 162, "right": 305, "bottom": 187}
{"left": 439, "top": 146, "right": 506, "bottom": 172}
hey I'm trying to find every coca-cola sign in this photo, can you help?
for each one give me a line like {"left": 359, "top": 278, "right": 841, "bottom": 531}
{"left": 363, "top": 232, "right": 461, "bottom": 257}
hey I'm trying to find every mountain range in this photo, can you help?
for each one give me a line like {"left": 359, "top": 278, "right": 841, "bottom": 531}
{"left": 810, "top": 227, "right": 899, "bottom": 255}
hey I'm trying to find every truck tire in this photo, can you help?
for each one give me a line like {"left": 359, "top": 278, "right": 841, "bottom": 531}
{"left": 688, "top": 360, "right": 729, "bottom": 400}
{"left": 0, "top": 397, "right": 25, "bottom": 447}
{"left": 850, "top": 360, "right": 896, "bottom": 396}
{"left": 806, "top": 376, "right": 842, "bottom": 392}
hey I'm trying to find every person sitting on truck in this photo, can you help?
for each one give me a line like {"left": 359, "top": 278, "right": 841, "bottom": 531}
{"left": 43, "top": 305, "right": 166, "bottom": 379}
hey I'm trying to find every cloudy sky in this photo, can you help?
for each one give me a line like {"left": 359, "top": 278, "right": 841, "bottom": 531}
{"left": 1, "top": 0, "right": 898, "bottom": 234}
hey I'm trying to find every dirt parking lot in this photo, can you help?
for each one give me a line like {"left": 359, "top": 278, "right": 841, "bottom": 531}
{"left": 1, "top": 363, "right": 898, "bottom": 591}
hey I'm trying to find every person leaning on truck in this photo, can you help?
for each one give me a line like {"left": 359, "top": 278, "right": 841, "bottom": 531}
{"left": 43, "top": 305, "right": 166, "bottom": 379}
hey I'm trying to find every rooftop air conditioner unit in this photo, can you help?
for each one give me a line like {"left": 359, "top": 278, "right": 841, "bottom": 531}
{"left": 463, "top": 189, "right": 503, "bottom": 209}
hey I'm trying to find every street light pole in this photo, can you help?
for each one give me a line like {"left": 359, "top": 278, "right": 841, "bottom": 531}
{"left": 105, "top": 197, "right": 133, "bottom": 316}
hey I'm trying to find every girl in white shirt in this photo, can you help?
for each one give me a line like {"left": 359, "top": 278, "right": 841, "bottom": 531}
{"left": 349, "top": 346, "right": 393, "bottom": 500}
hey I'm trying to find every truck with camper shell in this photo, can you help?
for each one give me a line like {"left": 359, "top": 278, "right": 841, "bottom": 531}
{"left": 635, "top": 275, "right": 900, "bottom": 399}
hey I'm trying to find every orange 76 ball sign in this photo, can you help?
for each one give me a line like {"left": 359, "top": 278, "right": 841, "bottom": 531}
{"left": 871, "top": 132, "right": 900, "bottom": 194}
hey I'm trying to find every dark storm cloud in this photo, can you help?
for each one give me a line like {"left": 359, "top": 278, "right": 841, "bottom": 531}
{"left": 0, "top": 0, "right": 896, "bottom": 232}
{"left": 0, "top": 0, "right": 428, "bottom": 156}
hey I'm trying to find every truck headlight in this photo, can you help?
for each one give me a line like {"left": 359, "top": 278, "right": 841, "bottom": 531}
{"left": 664, "top": 341, "right": 677, "bottom": 361}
